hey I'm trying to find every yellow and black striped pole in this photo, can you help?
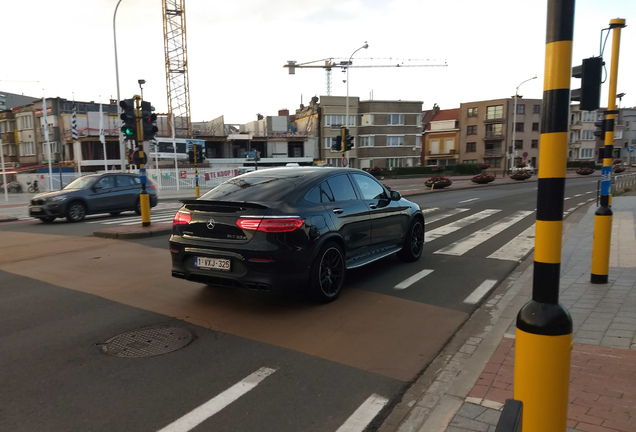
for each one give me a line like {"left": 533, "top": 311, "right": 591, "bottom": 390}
{"left": 591, "top": 18, "right": 626, "bottom": 284}
{"left": 135, "top": 95, "right": 151, "bottom": 227}
{"left": 513, "top": 1, "right": 573, "bottom": 430}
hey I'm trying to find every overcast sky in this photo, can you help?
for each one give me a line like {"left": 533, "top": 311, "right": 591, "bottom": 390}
{"left": 3, "top": 0, "right": 634, "bottom": 124}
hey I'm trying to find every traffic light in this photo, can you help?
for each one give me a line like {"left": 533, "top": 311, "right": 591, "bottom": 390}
{"left": 141, "top": 101, "right": 158, "bottom": 141}
{"left": 594, "top": 118, "right": 607, "bottom": 140}
{"left": 188, "top": 149, "right": 194, "bottom": 163}
{"left": 571, "top": 56, "right": 603, "bottom": 111}
{"left": 345, "top": 129, "right": 354, "bottom": 150}
{"left": 119, "top": 99, "right": 137, "bottom": 140}
{"left": 331, "top": 136, "right": 342, "bottom": 151}
{"left": 196, "top": 144, "right": 204, "bottom": 162}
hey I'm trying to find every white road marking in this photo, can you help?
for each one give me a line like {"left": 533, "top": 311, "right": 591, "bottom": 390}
{"left": 463, "top": 279, "right": 498, "bottom": 304}
{"left": 434, "top": 211, "right": 534, "bottom": 256}
{"left": 87, "top": 210, "right": 177, "bottom": 225}
{"left": 335, "top": 394, "right": 389, "bottom": 432}
{"left": 394, "top": 269, "right": 434, "bottom": 290}
{"left": 488, "top": 224, "right": 536, "bottom": 261}
{"left": 426, "top": 209, "right": 501, "bottom": 241}
{"left": 458, "top": 198, "right": 479, "bottom": 204}
{"left": 425, "top": 208, "right": 469, "bottom": 224}
{"left": 157, "top": 367, "right": 277, "bottom": 432}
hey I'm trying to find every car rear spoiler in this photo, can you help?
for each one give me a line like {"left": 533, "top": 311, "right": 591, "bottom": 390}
{"left": 179, "top": 199, "right": 269, "bottom": 210}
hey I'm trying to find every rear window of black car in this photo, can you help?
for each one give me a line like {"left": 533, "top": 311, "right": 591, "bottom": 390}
{"left": 201, "top": 176, "right": 296, "bottom": 202}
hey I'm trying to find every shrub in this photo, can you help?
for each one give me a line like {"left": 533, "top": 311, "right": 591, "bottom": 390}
{"left": 613, "top": 158, "right": 623, "bottom": 165}
{"left": 510, "top": 171, "right": 532, "bottom": 180}
{"left": 614, "top": 166, "right": 626, "bottom": 174}
{"left": 364, "top": 167, "right": 384, "bottom": 178}
{"left": 431, "top": 165, "right": 445, "bottom": 173}
{"left": 424, "top": 175, "right": 453, "bottom": 189}
{"left": 477, "top": 163, "right": 491, "bottom": 170}
{"left": 471, "top": 172, "right": 495, "bottom": 184}
{"left": 515, "top": 162, "right": 527, "bottom": 168}
{"left": 454, "top": 163, "right": 482, "bottom": 175}
{"left": 576, "top": 167, "right": 595, "bottom": 175}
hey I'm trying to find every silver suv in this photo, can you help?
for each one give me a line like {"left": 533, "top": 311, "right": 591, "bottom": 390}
{"left": 28, "top": 173, "right": 158, "bottom": 223}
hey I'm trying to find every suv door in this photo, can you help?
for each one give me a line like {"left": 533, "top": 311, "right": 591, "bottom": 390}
{"left": 90, "top": 175, "right": 119, "bottom": 213}
{"left": 321, "top": 174, "right": 371, "bottom": 262}
{"left": 350, "top": 173, "right": 408, "bottom": 250}
{"left": 115, "top": 175, "right": 141, "bottom": 209}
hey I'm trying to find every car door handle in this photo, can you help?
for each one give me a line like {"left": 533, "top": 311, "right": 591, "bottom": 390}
{"left": 369, "top": 204, "right": 377, "bottom": 209}
{"left": 333, "top": 208, "right": 344, "bottom": 214}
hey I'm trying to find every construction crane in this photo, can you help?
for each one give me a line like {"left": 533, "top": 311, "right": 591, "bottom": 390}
{"left": 285, "top": 57, "right": 448, "bottom": 95}
{"left": 162, "top": 0, "right": 192, "bottom": 137}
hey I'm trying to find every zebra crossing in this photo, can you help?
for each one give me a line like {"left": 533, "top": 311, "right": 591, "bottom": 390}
{"left": 157, "top": 365, "right": 387, "bottom": 432}
{"left": 86, "top": 207, "right": 179, "bottom": 226}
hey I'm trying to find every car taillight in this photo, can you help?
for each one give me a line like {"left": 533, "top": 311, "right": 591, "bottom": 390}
{"left": 147, "top": 184, "right": 156, "bottom": 191}
{"left": 237, "top": 217, "right": 304, "bottom": 233}
{"left": 173, "top": 211, "right": 191, "bottom": 226}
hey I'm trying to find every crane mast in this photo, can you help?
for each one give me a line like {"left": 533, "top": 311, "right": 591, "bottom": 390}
{"left": 162, "top": 0, "right": 192, "bottom": 137}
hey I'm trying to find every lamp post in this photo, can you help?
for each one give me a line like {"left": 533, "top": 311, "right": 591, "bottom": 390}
{"left": 113, "top": 0, "right": 125, "bottom": 171}
{"left": 510, "top": 75, "right": 537, "bottom": 173}
{"left": 343, "top": 42, "right": 368, "bottom": 166}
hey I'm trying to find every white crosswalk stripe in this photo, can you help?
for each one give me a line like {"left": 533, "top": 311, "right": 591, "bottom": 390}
{"left": 487, "top": 224, "right": 536, "bottom": 262}
{"left": 86, "top": 209, "right": 177, "bottom": 225}
{"left": 426, "top": 209, "right": 501, "bottom": 242}
{"left": 434, "top": 210, "right": 534, "bottom": 256}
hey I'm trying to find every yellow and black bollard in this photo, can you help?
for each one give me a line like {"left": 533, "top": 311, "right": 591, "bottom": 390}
{"left": 591, "top": 18, "right": 626, "bottom": 284}
{"left": 513, "top": 1, "right": 573, "bottom": 430}
{"left": 134, "top": 95, "right": 151, "bottom": 227}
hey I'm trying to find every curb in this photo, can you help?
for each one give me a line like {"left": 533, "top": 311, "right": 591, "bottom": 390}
{"left": 93, "top": 222, "right": 172, "bottom": 239}
{"left": 0, "top": 216, "right": 18, "bottom": 223}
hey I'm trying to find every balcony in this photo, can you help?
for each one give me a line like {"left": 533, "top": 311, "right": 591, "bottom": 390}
{"left": 427, "top": 149, "right": 456, "bottom": 156}
{"left": 484, "top": 149, "right": 504, "bottom": 157}
{"left": 484, "top": 132, "right": 504, "bottom": 139}
{"left": 483, "top": 115, "right": 505, "bottom": 124}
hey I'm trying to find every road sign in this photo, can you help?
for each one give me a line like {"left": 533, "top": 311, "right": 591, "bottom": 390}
{"left": 628, "top": 146, "right": 634, "bottom": 153}
{"left": 341, "top": 157, "right": 348, "bottom": 167}
{"left": 523, "top": 152, "right": 528, "bottom": 158}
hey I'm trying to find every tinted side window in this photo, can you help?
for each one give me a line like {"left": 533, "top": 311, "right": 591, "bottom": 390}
{"left": 351, "top": 173, "right": 387, "bottom": 200}
{"left": 320, "top": 181, "right": 335, "bottom": 203}
{"left": 116, "top": 175, "right": 135, "bottom": 187}
{"left": 96, "top": 176, "right": 115, "bottom": 189}
{"left": 326, "top": 174, "right": 357, "bottom": 201}
{"left": 305, "top": 186, "right": 321, "bottom": 204}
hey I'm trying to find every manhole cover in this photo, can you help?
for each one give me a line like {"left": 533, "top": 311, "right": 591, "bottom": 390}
{"left": 99, "top": 326, "right": 194, "bottom": 358}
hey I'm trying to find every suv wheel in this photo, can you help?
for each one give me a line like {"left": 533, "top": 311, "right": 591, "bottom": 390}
{"left": 397, "top": 218, "right": 424, "bottom": 262}
{"left": 308, "top": 242, "right": 345, "bottom": 303}
{"left": 66, "top": 202, "right": 86, "bottom": 222}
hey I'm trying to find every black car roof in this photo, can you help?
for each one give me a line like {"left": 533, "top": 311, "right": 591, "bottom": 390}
{"left": 240, "top": 166, "right": 364, "bottom": 183}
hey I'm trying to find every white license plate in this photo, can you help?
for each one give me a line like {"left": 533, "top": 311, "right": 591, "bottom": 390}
{"left": 194, "top": 256, "right": 231, "bottom": 271}
{"left": 30, "top": 206, "right": 42, "bottom": 213}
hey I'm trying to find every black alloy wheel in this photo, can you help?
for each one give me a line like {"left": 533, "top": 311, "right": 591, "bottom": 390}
{"left": 309, "top": 242, "right": 345, "bottom": 303}
{"left": 397, "top": 218, "right": 424, "bottom": 262}
{"left": 135, "top": 200, "right": 142, "bottom": 215}
{"left": 66, "top": 202, "right": 86, "bottom": 222}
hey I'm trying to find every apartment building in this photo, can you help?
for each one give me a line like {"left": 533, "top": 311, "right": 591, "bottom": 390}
{"left": 422, "top": 108, "right": 460, "bottom": 167}
{"left": 460, "top": 98, "right": 542, "bottom": 173}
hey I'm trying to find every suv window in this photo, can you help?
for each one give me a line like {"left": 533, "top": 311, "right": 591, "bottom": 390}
{"left": 351, "top": 173, "right": 387, "bottom": 200}
{"left": 95, "top": 176, "right": 115, "bottom": 189}
{"left": 326, "top": 174, "right": 357, "bottom": 201}
{"left": 116, "top": 175, "right": 135, "bottom": 187}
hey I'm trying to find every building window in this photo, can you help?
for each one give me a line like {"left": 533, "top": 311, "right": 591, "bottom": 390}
{"left": 359, "top": 136, "right": 375, "bottom": 147}
{"left": 463, "top": 159, "right": 478, "bottom": 164}
{"left": 386, "top": 135, "right": 404, "bottom": 146}
{"left": 533, "top": 105, "right": 541, "bottom": 114}
{"left": 514, "top": 140, "right": 523, "bottom": 149}
{"left": 325, "top": 114, "right": 356, "bottom": 127}
{"left": 580, "top": 148, "right": 594, "bottom": 159}
{"left": 483, "top": 158, "right": 502, "bottom": 168}
{"left": 532, "top": 122, "right": 539, "bottom": 131}
{"left": 515, "top": 104, "right": 525, "bottom": 114}
{"left": 19, "top": 141, "right": 36, "bottom": 156}
{"left": 387, "top": 114, "right": 404, "bottom": 125}
{"left": 486, "top": 123, "right": 503, "bottom": 137}
{"left": 466, "top": 142, "right": 476, "bottom": 152}
{"left": 582, "top": 111, "right": 597, "bottom": 122}
{"left": 467, "top": 125, "right": 477, "bottom": 135}
{"left": 486, "top": 105, "right": 503, "bottom": 119}
{"left": 19, "top": 116, "right": 33, "bottom": 129}
{"left": 582, "top": 130, "right": 595, "bottom": 140}
{"left": 386, "top": 158, "right": 404, "bottom": 168}
{"left": 430, "top": 139, "right": 439, "bottom": 154}
{"left": 7, "top": 144, "right": 16, "bottom": 156}
{"left": 467, "top": 107, "right": 478, "bottom": 117}
{"left": 41, "top": 142, "right": 61, "bottom": 157}
{"left": 515, "top": 122, "right": 524, "bottom": 132}
{"left": 414, "top": 135, "right": 422, "bottom": 149}
{"left": 531, "top": 139, "right": 538, "bottom": 148}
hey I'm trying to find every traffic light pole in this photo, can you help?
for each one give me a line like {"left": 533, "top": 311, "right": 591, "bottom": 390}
{"left": 134, "top": 95, "right": 151, "bottom": 227}
{"left": 513, "top": 2, "right": 573, "bottom": 430}
{"left": 194, "top": 144, "right": 200, "bottom": 198}
{"left": 591, "top": 18, "right": 626, "bottom": 284}
{"left": 341, "top": 125, "right": 347, "bottom": 166}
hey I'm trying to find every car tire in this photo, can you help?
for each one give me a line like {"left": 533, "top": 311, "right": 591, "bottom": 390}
{"left": 66, "top": 202, "right": 86, "bottom": 222}
{"left": 308, "top": 241, "right": 345, "bottom": 303}
{"left": 134, "top": 200, "right": 141, "bottom": 215}
{"left": 397, "top": 218, "right": 424, "bottom": 262}
{"left": 39, "top": 216, "right": 56, "bottom": 223}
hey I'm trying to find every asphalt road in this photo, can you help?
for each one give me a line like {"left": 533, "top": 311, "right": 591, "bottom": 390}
{"left": 0, "top": 177, "right": 599, "bottom": 432}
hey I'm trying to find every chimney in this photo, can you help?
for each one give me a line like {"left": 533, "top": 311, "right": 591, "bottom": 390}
{"left": 278, "top": 109, "right": 289, "bottom": 117}
{"left": 257, "top": 113, "right": 263, "bottom": 120}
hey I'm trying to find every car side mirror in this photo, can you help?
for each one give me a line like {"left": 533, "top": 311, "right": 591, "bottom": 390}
{"left": 390, "top": 190, "right": 401, "bottom": 200}
{"left": 93, "top": 184, "right": 103, "bottom": 191}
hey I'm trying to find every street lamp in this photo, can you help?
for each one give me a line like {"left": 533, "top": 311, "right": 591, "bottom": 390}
{"left": 510, "top": 75, "right": 537, "bottom": 173}
{"left": 344, "top": 42, "right": 368, "bottom": 165}
{"left": 113, "top": 0, "right": 125, "bottom": 171}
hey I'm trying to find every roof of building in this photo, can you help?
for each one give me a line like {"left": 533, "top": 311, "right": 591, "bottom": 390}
{"left": 431, "top": 108, "right": 459, "bottom": 122}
